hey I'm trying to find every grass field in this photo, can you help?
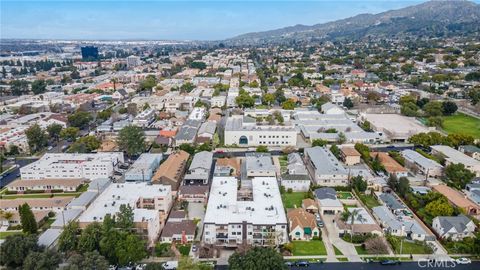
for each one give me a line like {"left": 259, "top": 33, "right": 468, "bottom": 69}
{"left": 291, "top": 241, "right": 327, "bottom": 256}
{"left": 0, "top": 231, "right": 21, "bottom": 239}
{"left": 282, "top": 192, "right": 309, "bottom": 209}
{"left": 442, "top": 113, "right": 480, "bottom": 138}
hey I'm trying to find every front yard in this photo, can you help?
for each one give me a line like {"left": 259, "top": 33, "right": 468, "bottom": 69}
{"left": 291, "top": 240, "right": 327, "bottom": 256}
{"left": 388, "top": 236, "right": 433, "bottom": 254}
{"left": 281, "top": 192, "right": 309, "bottom": 209}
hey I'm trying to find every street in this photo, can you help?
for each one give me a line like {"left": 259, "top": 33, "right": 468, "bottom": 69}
{"left": 0, "top": 158, "right": 38, "bottom": 188}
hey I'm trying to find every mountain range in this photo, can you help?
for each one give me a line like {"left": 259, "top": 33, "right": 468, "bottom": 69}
{"left": 227, "top": 0, "right": 480, "bottom": 45}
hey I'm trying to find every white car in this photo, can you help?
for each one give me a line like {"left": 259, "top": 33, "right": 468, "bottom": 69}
{"left": 162, "top": 261, "right": 178, "bottom": 270}
{"left": 455, "top": 258, "right": 471, "bottom": 264}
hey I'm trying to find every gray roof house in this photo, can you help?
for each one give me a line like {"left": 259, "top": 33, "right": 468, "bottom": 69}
{"left": 175, "top": 119, "right": 202, "bottom": 145}
{"left": 304, "top": 146, "right": 348, "bottom": 186}
{"left": 378, "top": 193, "right": 407, "bottom": 213}
{"left": 281, "top": 153, "right": 311, "bottom": 192}
{"left": 432, "top": 215, "right": 476, "bottom": 241}
{"left": 184, "top": 151, "right": 213, "bottom": 185}
{"left": 314, "top": 187, "right": 343, "bottom": 215}
{"left": 242, "top": 153, "right": 276, "bottom": 179}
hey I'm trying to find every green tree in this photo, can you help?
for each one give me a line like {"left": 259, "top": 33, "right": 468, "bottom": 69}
{"left": 426, "top": 116, "right": 443, "bottom": 128}
{"left": 46, "top": 123, "right": 63, "bottom": 141}
{"left": 23, "top": 249, "right": 61, "bottom": 270}
{"left": 343, "top": 97, "right": 354, "bottom": 109}
{"left": 189, "top": 61, "right": 207, "bottom": 70}
{"left": 31, "top": 79, "right": 47, "bottom": 95}
{"left": 115, "top": 233, "right": 147, "bottom": 266}
{"left": 10, "top": 80, "right": 29, "bottom": 96}
{"left": 97, "top": 109, "right": 113, "bottom": 121}
{"left": 138, "top": 75, "right": 157, "bottom": 92}
{"left": 400, "top": 102, "right": 419, "bottom": 117}
{"left": 69, "top": 135, "right": 101, "bottom": 153}
{"left": 352, "top": 175, "right": 367, "bottom": 192}
{"left": 63, "top": 251, "right": 109, "bottom": 270}
{"left": 235, "top": 90, "right": 255, "bottom": 108}
{"left": 68, "top": 111, "right": 92, "bottom": 129}
{"left": 58, "top": 221, "right": 80, "bottom": 252}
{"left": 78, "top": 222, "right": 103, "bottom": 252}
{"left": 60, "top": 127, "right": 80, "bottom": 141}
{"left": 0, "top": 234, "right": 40, "bottom": 268}
{"left": 281, "top": 99, "right": 295, "bottom": 110}
{"left": 397, "top": 177, "right": 411, "bottom": 197}
{"left": 117, "top": 204, "right": 134, "bottom": 230}
{"left": 19, "top": 203, "right": 37, "bottom": 234}
{"left": 442, "top": 101, "right": 458, "bottom": 116}
{"left": 425, "top": 198, "right": 454, "bottom": 217}
{"left": 256, "top": 145, "right": 268, "bottom": 153}
{"left": 117, "top": 126, "right": 145, "bottom": 157}
{"left": 262, "top": 93, "right": 275, "bottom": 106}
{"left": 228, "top": 247, "right": 287, "bottom": 270}
{"left": 423, "top": 101, "right": 443, "bottom": 117}
{"left": 25, "top": 124, "right": 47, "bottom": 152}
{"left": 180, "top": 82, "right": 195, "bottom": 93}
{"left": 99, "top": 229, "right": 121, "bottom": 264}
{"left": 444, "top": 163, "right": 475, "bottom": 189}
{"left": 179, "top": 143, "right": 196, "bottom": 155}
{"left": 312, "top": 139, "right": 328, "bottom": 147}
{"left": 360, "top": 120, "right": 373, "bottom": 132}
{"left": 196, "top": 143, "right": 212, "bottom": 152}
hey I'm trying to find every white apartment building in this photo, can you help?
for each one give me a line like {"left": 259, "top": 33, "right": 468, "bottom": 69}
{"left": 211, "top": 96, "right": 226, "bottom": 108}
{"left": 203, "top": 177, "right": 288, "bottom": 247}
{"left": 431, "top": 145, "right": 480, "bottom": 177}
{"left": 401, "top": 149, "right": 443, "bottom": 178}
{"left": 126, "top": 55, "right": 141, "bottom": 68}
{"left": 20, "top": 152, "right": 124, "bottom": 180}
{"left": 304, "top": 146, "right": 349, "bottom": 186}
{"left": 78, "top": 182, "right": 173, "bottom": 245}
{"left": 132, "top": 108, "right": 155, "bottom": 128}
{"left": 224, "top": 115, "right": 297, "bottom": 147}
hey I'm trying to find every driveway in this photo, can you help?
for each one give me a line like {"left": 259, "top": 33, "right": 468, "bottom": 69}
{"left": 322, "top": 215, "right": 362, "bottom": 262}
{"left": 188, "top": 202, "right": 205, "bottom": 241}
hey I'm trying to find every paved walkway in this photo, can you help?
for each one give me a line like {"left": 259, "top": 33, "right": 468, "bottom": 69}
{"left": 320, "top": 227, "right": 338, "bottom": 262}
{"left": 188, "top": 202, "right": 206, "bottom": 241}
{"left": 323, "top": 215, "right": 362, "bottom": 262}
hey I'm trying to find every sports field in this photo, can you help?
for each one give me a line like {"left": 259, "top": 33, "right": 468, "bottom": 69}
{"left": 442, "top": 113, "right": 480, "bottom": 138}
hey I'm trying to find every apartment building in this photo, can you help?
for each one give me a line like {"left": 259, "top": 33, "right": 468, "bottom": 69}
{"left": 20, "top": 153, "right": 124, "bottom": 180}
{"left": 401, "top": 149, "right": 443, "bottom": 178}
{"left": 305, "top": 146, "right": 348, "bottom": 186}
{"left": 124, "top": 153, "right": 163, "bottom": 182}
{"left": 203, "top": 177, "right": 288, "bottom": 247}
{"left": 132, "top": 108, "right": 155, "bottom": 128}
{"left": 431, "top": 145, "right": 480, "bottom": 177}
{"left": 151, "top": 150, "right": 190, "bottom": 190}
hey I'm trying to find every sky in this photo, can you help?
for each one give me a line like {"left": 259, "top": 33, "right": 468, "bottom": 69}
{"left": 0, "top": 0, "right": 475, "bottom": 41}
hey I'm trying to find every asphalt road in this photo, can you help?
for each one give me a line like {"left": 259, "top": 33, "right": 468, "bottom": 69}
{"left": 216, "top": 262, "right": 479, "bottom": 270}
{"left": 0, "top": 158, "right": 38, "bottom": 188}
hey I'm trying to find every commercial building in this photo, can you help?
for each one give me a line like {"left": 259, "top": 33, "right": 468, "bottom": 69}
{"left": 359, "top": 113, "right": 431, "bottom": 142}
{"left": 78, "top": 182, "right": 173, "bottom": 245}
{"left": 124, "top": 153, "right": 163, "bottom": 182}
{"left": 305, "top": 147, "right": 348, "bottom": 186}
{"left": 401, "top": 149, "right": 443, "bottom": 178}
{"left": 203, "top": 177, "right": 288, "bottom": 247}
{"left": 20, "top": 153, "right": 124, "bottom": 180}
{"left": 431, "top": 145, "right": 480, "bottom": 176}
{"left": 224, "top": 115, "right": 297, "bottom": 147}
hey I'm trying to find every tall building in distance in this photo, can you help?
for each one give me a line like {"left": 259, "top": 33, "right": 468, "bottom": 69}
{"left": 127, "top": 55, "right": 141, "bottom": 69}
{"left": 81, "top": 46, "right": 99, "bottom": 61}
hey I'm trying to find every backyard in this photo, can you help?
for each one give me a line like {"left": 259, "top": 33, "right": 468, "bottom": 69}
{"left": 281, "top": 192, "right": 310, "bottom": 209}
{"left": 442, "top": 113, "right": 480, "bottom": 139}
{"left": 357, "top": 193, "right": 381, "bottom": 209}
{"left": 337, "top": 191, "right": 354, "bottom": 200}
{"left": 291, "top": 240, "right": 327, "bottom": 256}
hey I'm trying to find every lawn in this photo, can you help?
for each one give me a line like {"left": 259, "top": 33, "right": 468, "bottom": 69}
{"left": 0, "top": 231, "right": 21, "bottom": 239}
{"left": 388, "top": 237, "right": 433, "bottom": 254}
{"left": 282, "top": 192, "right": 309, "bottom": 209}
{"left": 442, "top": 113, "right": 480, "bottom": 139}
{"left": 178, "top": 244, "right": 191, "bottom": 256}
{"left": 358, "top": 194, "right": 381, "bottom": 209}
{"left": 333, "top": 245, "right": 343, "bottom": 255}
{"left": 337, "top": 192, "right": 354, "bottom": 200}
{"left": 291, "top": 240, "right": 327, "bottom": 256}
{"left": 355, "top": 245, "right": 368, "bottom": 255}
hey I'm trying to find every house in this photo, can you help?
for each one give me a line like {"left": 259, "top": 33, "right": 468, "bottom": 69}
{"left": 432, "top": 215, "right": 476, "bottom": 241}
{"left": 151, "top": 150, "right": 190, "bottom": 190}
{"left": 243, "top": 153, "right": 276, "bottom": 179}
{"left": 432, "top": 185, "right": 480, "bottom": 215}
{"left": 168, "top": 210, "right": 187, "bottom": 222}
{"left": 371, "top": 152, "right": 408, "bottom": 178}
{"left": 401, "top": 150, "right": 443, "bottom": 178}
{"left": 305, "top": 147, "right": 349, "bottom": 186}
{"left": 203, "top": 177, "right": 288, "bottom": 247}
{"left": 281, "top": 153, "right": 311, "bottom": 192}
{"left": 340, "top": 147, "right": 361, "bottom": 166}
{"left": 178, "top": 185, "right": 209, "bottom": 204}
{"left": 196, "top": 121, "right": 217, "bottom": 143}
{"left": 431, "top": 145, "right": 480, "bottom": 176}
{"left": 372, "top": 205, "right": 430, "bottom": 241}
{"left": 6, "top": 178, "right": 85, "bottom": 193}
{"left": 314, "top": 188, "right": 343, "bottom": 215}
{"left": 124, "top": 153, "right": 163, "bottom": 182}
{"left": 335, "top": 207, "right": 383, "bottom": 237}
{"left": 378, "top": 193, "right": 407, "bottom": 214}
{"left": 321, "top": 102, "right": 344, "bottom": 115}
{"left": 214, "top": 157, "right": 241, "bottom": 177}
{"left": 160, "top": 220, "right": 197, "bottom": 243}
{"left": 184, "top": 151, "right": 213, "bottom": 185}
{"left": 174, "top": 119, "right": 202, "bottom": 146}
{"left": 287, "top": 208, "right": 320, "bottom": 241}
{"left": 459, "top": 145, "right": 480, "bottom": 161}
{"left": 301, "top": 199, "right": 319, "bottom": 214}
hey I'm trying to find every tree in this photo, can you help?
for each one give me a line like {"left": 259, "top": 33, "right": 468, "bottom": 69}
{"left": 63, "top": 251, "right": 109, "bottom": 270}
{"left": 312, "top": 139, "right": 328, "bottom": 147}
{"left": 23, "top": 249, "right": 61, "bottom": 270}
{"left": 465, "top": 71, "right": 480, "bottom": 81}
{"left": 99, "top": 229, "right": 121, "bottom": 264}
{"left": 97, "top": 108, "right": 113, "bottom": 121}
{"left": 115, "top": 233, "right": 147, "bottom": 266}
{"left": 442, "top": 101, "right": 458, "bottom": 116}
{"left": 360, "top": 120, "right": 372, "bottom": 132}
{"left": 117, "top": 204, "right": 134, "bottom": 230}
{"left": 117, "top": 126, "right": 145, "bottom": 157}
{"left": 400, "top": 102, "right": 419, "bottom": 117}
{"left": 60, "top": 127, "right": 80, "bottom": 141}
{"left": 281, "top": 99, "right": 295, "bottom": 110}
{"left": 180, "top": 82, "right": 195, "bottom": 93}
{"left": 69, "top": 135, "right": 101, "bottom": 153}
{"left": 423, "top": 101, "right": 443, "bottom": 117}
{"left": 228, "top": 247, "right": 287, "bottom": 270}
{"left": 330, "top": 144, "right": 340, "bottom": 158}
{"left": 337, "top": 132, "right": 347, "bottom": 144}
{"left": 10, "top": 80, "right": 29, "bottom": 96}
{"left": 78, "top": 222, "right": 103, "bottom": 252}
{"left": 468, "top": 88, "right": 480, "bottom": 105}
{"left": 196, "top": 143, "right": 212, "bottom": 152}
{"left": 425, "top": 198, "right": 454, "bottom": 217}
{"left": 46, "top": 123, "right": 63, "bottom": 141}
{"left": 58, "top": 221, "right": 80, "bottom": 252}
{"left": 262, "top": 93, "right": 275, "bottom": 106}
{"left": 190, "top": 61, "right": 207, "bottom": 70}
{"left": 352, "top": 176, "right": 367, "bottom": 192}
{"left": 0, "top": 234, "right": 40, "bottom": 268}
{"left": 19, "top": 203, "right": 37, "bottom": 234}
{"left": 25, "top": 124, "right": 47, "bottom": 152}
{"left": 68, "top": 111, "right": 92, "bottom": 129}
{"left": 444, "top": 163, "right": 475, "bottom": 189}
{"left": 397, "top": 177, "right": 411, "bottom": 197}
{"left": 426, "top": 116, "right": 443, "bottom": 128}
{"left": 31, "top": 79, "right": 47, "bottom": 95}
{"left": 256, "top": 146, "right": 268, "bottom": 153}
{"left": 235, "top": 90, "right": 255, "bottom": 108}
{"left": 138, "top": 75, "right": 157, "bottom": 92}
{"left": 364, "top": 237, "right": 389, "bottom": 254}
{"left": 179, "top": 143, "right": 196, "bottom": 155}
{"left": 343, "top": 97, "right": 354, "bottom": 109}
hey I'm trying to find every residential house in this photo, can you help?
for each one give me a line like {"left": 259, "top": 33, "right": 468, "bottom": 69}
{"left": 287, "top": 208, "right": 320, "bottom": 241}
{"left": 184, "top": 151, "right": 213, "bottom": 185}
{"left": 432, "top": 215, "right": 476, "bottom": 241}
{"left": 340, "top": 147, "right": 361, "bottom": 166}
{"left": 314, "top": 187, "right": 343, "bottom": 215}
{"left": 160, "top": 220, "right": 197, "bottom": 243}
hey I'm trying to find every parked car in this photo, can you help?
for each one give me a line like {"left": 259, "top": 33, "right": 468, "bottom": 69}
{"left": 285, "top": 261, "right": 295, "bottom": 267}
{"left": 295, "top": 260, "right": 310, "bottom": 267}
{"left": 455, "top": 258, "right": 471, "bottom": 264}
{"left": 192, "top": 245, "right": 198, "bottom": 252}
{"left": 380, "top": 260, "right": 401, "bottom": 265}
{"left": 162, "top": 261, "right": 178, "bottom": 270}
